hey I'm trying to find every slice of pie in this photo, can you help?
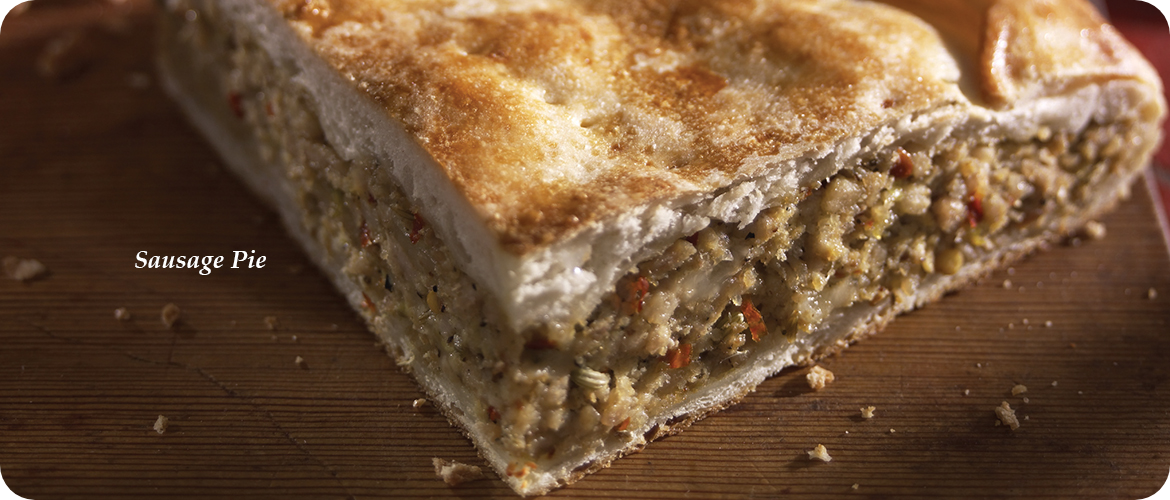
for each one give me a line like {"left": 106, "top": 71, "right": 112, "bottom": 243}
{"left": 155, "top": 0, "right": 1165, "bottom": 495}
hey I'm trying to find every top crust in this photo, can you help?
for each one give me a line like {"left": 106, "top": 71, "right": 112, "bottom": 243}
{"left": 257, "top": 0, "right": 1163, "bottom": 331}
{"left": 271, "top": 0, "right": 965, "bottom": 252}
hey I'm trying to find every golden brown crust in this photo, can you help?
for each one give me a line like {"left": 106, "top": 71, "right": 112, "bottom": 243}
{"left": 977, "top": 0, "right": 1157, "bottom": 107}
{"left": 271, "top": 0, "right": 970, "bottom": 253}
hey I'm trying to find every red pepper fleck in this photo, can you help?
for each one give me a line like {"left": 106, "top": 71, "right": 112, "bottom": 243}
{"left": 505, "top": 461, "right": 537, "bottom": 478}
{"left": 620, "top": 276, "right": 650, "bottom": 315}
{"left": 616, "top": 417, "right": 631, "bottom": 432}
{"left": 487, "top": 406, "right": 500, "bottom": 422}
{"left": 524, "top": 335, "right": 557, "bottom": 350}
{"left": 360, "top": 293, "right": 376, "bottom": 313}
{"left": 265, "top": 101, "right": 274, "bottom": 117}
{"left": 742, "top": 298, "right": 766, "bottom": 342}
{"left": 410, "top": 212, "right": 426, "bottom": 244}
{"left": 367, "top": 193, "right": 378, "bottom": 206}
{"left": 967, "top": 196, "right": 984, "bottom": 228}
{"left": 664, "top": 343, "right": 692, "bottom": 369}
{"left": 891, "top": 148, "right": 914, "bottom": 179}
{"left": 359, "top": 221, "right": 373, "bottom": 248}
{"left": 227, "top": 91, "right": 244, "bottom": 119}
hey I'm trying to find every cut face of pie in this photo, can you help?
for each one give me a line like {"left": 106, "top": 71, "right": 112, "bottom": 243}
{"left": 156, "top": 0, "right": 1165, "bottom": 495}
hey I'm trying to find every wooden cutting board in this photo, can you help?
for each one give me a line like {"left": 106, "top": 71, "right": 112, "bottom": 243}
{"left": 2, "top": 2, "right": 1169, "bottom": 498}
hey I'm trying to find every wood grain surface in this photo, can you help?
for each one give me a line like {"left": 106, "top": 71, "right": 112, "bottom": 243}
{"left": 2, "top": 1, "right": 1169, "bottom": 498}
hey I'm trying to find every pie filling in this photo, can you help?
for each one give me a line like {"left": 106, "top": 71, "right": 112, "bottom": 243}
{"left": 160, "top": 0, "right": 1148, "bottom": 488}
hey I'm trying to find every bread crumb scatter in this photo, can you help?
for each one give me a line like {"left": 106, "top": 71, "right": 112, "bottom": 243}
{"left": 1022, "top": 397, "right": 1029, "bottom": 404}
{"left": 114, "top": 308, "right": 132, "bottom": 321}
{"left": 161, "top": 303, "right": 181, "bottom": 328}
{"left": 995, "top": 401, "right": 1020, "bottom": 430}
{"left": 1083, "top": 220, "right": 1107, "bottom": 240}
{"left": 861, "top": 406, "right": 876, "bottom": 419}
{"left": 3, "top": 256, "right": 48, "bottom": 282}
{"left": 1011, "top": 384, "right": 1028, "bottom": 396}
{"left": 1051, "top": 381, "right": 1059, "bottom": 387}
{"left": 1149, "top": 288, "right": 1158, "bottom": 300}
{"left": 852, "top": 484, "right": 860, "bottom": 490}
{"left": 808, "top": 444, "right": 832, "bottom": 462}
{"left": 889, "top": 428, "right": 896, "bottom": 433}
{"left": 153, "top": 415, "right": 169, "bottom": 434}
{"left": 413, "top": 398, "right": 427, "bottom": 408}
{"left": 1002, "top": 279, "right": 1012, "bottom": 289}
{"left": 433, "top": 458, "right": 483, "bottom": 486}
{"left": 963, "top": 389, "right": 970, "bottom": 396}
{"left": 1045, "top": 320, "right": 1053, "bottom": 328}
{"left": 264, "top": 316, "right": 279, "bottom": 330}
{"left": 294, "top": 356, "right": 306, "bottom": 369}
{"left": 806, "top": 365, "right": 835, "bottom": 391}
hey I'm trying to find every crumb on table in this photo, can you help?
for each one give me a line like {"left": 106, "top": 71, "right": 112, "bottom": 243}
{"left": 161, "top": 303, "right": 181, "bottom": 329}
{"left": 807, "top": 444, "right": 832, "bottom": 462}
{"left": 294, "top": 356, "right": 306, "bottom": 369}
{"left": 3, "top": 256, "right": 48, "bottom": 282}
{"left": 433, "top": 458, "right": 483, "bottom": 486}
{"left": 995, "top": 401, "right": 1020, "bottom": 430}
{"left": 1082, "top": 220, "right": 1107, "bottom": 240}
{"left": 861, "top": 406, "right": 876, "bottom": 419}
{"left": 114, "top": 307, "right": 132, "bottom": 321}
{"left": 153, "top": 415, "right": 169, "bottom": 434}
{"left": 1011, "top": 384, "right": 1028, "bottom": 396}
{"left": 806, "top": 365, "right": 835, "bottom": 391}
{"left": 264, "top": 316, "right": 279, "bottom": 330}
{"left": 413, "top": 398, "right": 427, "bottom": 408}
